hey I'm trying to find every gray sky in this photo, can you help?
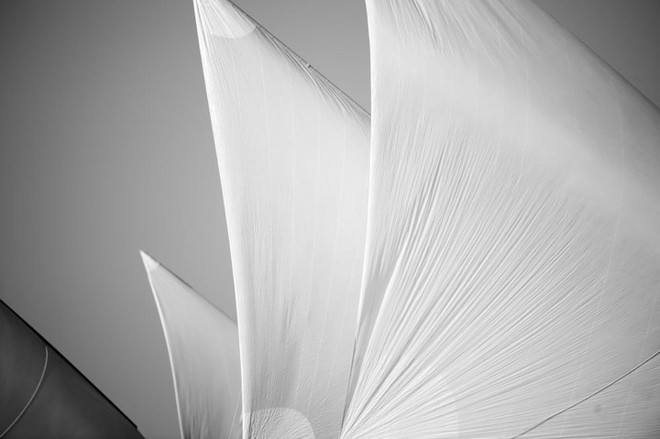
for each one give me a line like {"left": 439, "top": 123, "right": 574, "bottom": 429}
{"left": 0, "top": 1, "right": 658, "bottom": 437}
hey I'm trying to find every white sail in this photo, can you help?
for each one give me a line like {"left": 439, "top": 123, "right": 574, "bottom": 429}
{"left": 193, "top": 1, "right": 370, "bottom": 438}
{"left": 342, "top": 0, "right": 660, "bottom": 438}
{"left": 140, "top": 251, "right": 242, "bottom": 439}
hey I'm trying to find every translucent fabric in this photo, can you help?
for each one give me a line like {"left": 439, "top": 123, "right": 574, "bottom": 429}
{"left": 341, "top": 1, "right": 660, "bottom": 438}
{"left": 166, "top": 0, "right": 660, "bottom": 437}
{"left": 193, "top": 1, "right": 370, "bottom": 438}
{"left": 141, "top": 252, "right": 242, "bottom": 439}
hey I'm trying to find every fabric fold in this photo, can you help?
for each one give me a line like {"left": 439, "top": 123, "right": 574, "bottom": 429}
{"left": 342, "top": 1, "right": 660, "bottom": 437}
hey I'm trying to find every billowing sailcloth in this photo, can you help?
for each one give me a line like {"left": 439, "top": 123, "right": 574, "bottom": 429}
{"left": 342, "top": 0, "right": 660, "bottom": 438}
{"left": 150, "top": 0, "right": 660, "bottom": 437}
{"left": 193, "top": 0, "right": 370, "bottom": 438}
{"left": 141, "top": 252, "right": 242, "bottom": 439}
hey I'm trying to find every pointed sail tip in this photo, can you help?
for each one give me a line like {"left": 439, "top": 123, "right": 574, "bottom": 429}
{"left": 139, "top": 250, "right": 160, "bottom": 273}
{"left": 195, "top": 0, "right": 255, "bottom": 39}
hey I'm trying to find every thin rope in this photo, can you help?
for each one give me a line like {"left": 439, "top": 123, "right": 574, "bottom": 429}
{"left": 0, "top": 345, "right": 49, "bottom": 438}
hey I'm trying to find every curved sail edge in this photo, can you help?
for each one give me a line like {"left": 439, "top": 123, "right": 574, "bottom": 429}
{"left": 140, "top": 251, "right": 242, "bottom": 439}
{"left": 193, "top": 1, "right": 370, "bottom": 437}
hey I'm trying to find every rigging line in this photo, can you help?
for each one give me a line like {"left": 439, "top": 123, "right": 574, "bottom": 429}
{"left": 512, "top": 346, "right": 660, "bottom": 438}
{"left": 0, "top": 345, "right": 49, "bottom": 438}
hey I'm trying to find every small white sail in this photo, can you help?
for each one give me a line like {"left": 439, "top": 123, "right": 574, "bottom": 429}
{"left": 342, "top": 0, "right": 660, "bottom": 437}
{"left": 140, "top": 251, "right": 242, "bottom": 439}
{"left": 193, "top": 1, "right": 370, "bottom": 438}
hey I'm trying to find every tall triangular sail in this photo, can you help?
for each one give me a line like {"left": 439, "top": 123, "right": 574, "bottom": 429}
{"left": 141, "top": 252, "right": 242, "bottom": 439}
{"left": 342, "top": 0, "right": 660, "bottom": 437}
{"left": 193, "top": 1, "right": 370, "bottom": 437}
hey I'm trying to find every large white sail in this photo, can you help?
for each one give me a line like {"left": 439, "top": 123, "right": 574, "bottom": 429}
{"left": 141, "top": 252, "right": 242, "bottom": 439}
{"left": 193, "top": 1, "right": 370, "bottom": 438}
{"left": 342, "top": 0, "right": 660, "bottom": 437}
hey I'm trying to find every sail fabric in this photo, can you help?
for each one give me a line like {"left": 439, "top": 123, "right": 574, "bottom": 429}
{"left": 193, "top": 1, "right": 370, "bottom": 438}
{"left": 0, "top": 300, "right": 144, "bottom": 439}
{"left": 140, "top": 252, "right": 242, "bottom": 439}
{"left": 3, "top": 346, "right": 144, "bottom": 439}
{"left": 0, "top": 300, "right": 47, "bottom": 436}
{"left": 342, "top": 0, "right": 660, "bottom": 437}
{"left": 517, "top": 356, "right": 660, "bottom": 438}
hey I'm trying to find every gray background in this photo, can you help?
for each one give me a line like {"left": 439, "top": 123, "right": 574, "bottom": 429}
{"left": 0, "top": 1, "right": 658, "bottom": 437}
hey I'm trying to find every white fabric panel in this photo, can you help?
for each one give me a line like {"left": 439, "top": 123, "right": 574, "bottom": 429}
{"left": 193, "top": 1, "right": 370, "bottom": 438}
{"left": 140, "top": 251, "right": 242, "bottom": 439}
{"left": 342, "top": 1, "right": 660, "bottom": 438}
{"left": 519, "top": 356, "right": 660, "bottom": 438}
